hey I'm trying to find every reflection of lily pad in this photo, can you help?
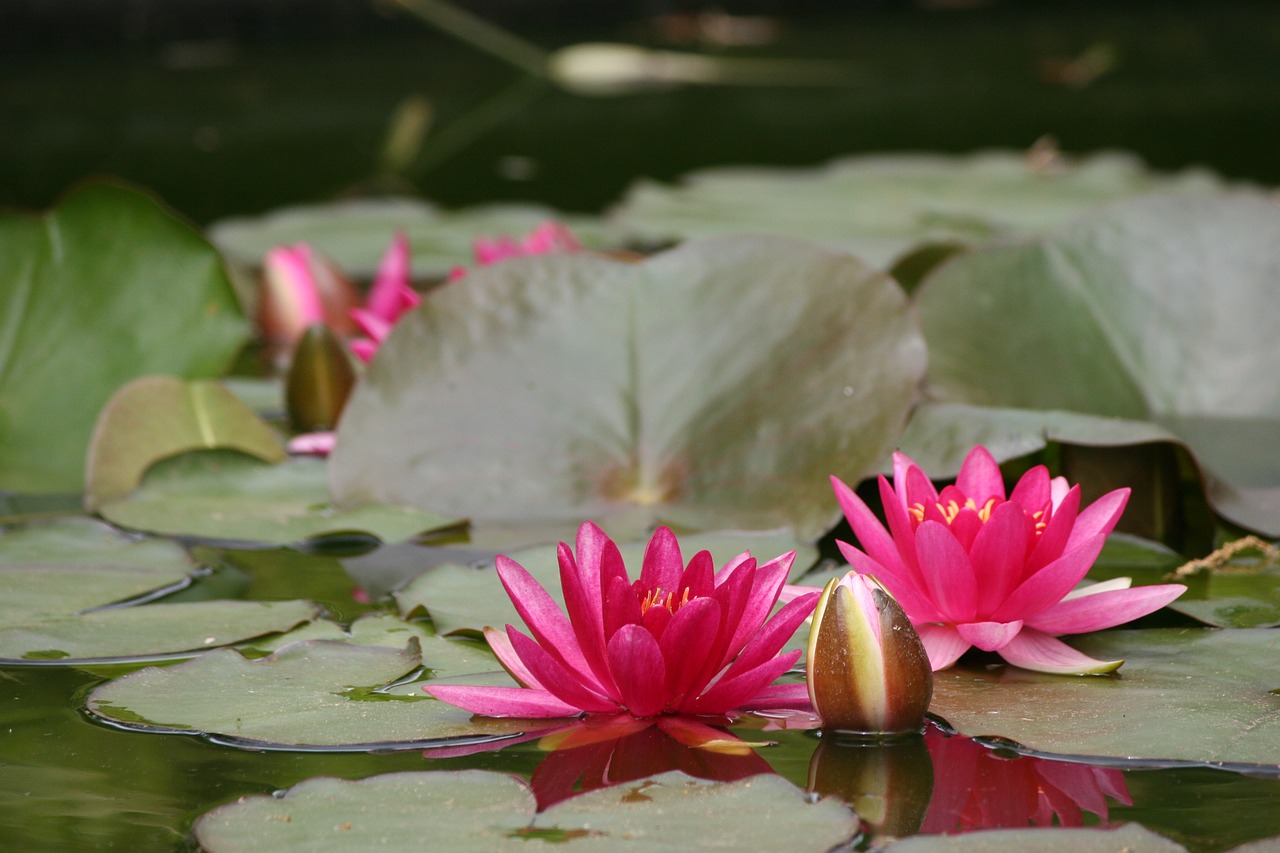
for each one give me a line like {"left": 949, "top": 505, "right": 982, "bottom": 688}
{"left": 395, "top": 529, "right": 818, "bottom": 636}
{"left": 912, "top": 194, "right": 1280, "bottom": 535}
{"left": 97, "top": 452, "right": 463, "bottom": 547}
{"left": 86, "top": 640, "right": 538, "bottom": 750}
{"left": 931, "top": 628, "right": 1280, "bottom": 767}
{"left": 193, "top": 770, "right": 859, "bottom": 852}
{"left": 0, "top": 599, "right": 316, "bottom": 664}
{"left": 332, "top": 236, "right": 924, "bottom": 543}
{"left": 209, "top": 198, "right": 612, "bottom": 278}
{"left": 0, "top": 181, "right": 248, "bottom": 493}
{"left": 613, "top": 152, "right": 1227, "bottom": 269}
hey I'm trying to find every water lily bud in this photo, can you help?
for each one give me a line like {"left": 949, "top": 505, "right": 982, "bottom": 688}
{"left": 286, "top": 323, "right": 356, "bottom": 432}
{"left": 807, "top": 731, "right": 933, "bottom": 840}
{"left": 807, "top": 573, "right": 933, "bottom": 735}
{"left": 259, "top": 243, "right": 359, "bottom": 369}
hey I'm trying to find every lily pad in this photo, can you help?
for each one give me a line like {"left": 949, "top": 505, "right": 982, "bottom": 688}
{"left": 331, "top": 236, "right": 925, "bottom": 543}
{"left": 84, "top": 376, "right": 285, "bottom": 511}
{"left": 208, "top": 198, "right": 613, "bottom": 278}
{"left": 0, "top": 517, "right": 195, "bottom": 571}
{"left": 886, "top": 823, "right": 1185, "bottom": 852}
{"left": 930, "top": 628, "right": 1280, "bottom": 767}
{"left": 613, "top": 151, "right": 1228, "bottom": 269}
{"left": 86, "top": 639, "right": 540, "bottom": 750}
{"left": 912, "top": 193, "right": 1280, "bottom": 535}
{"left": 395, "top": 529, "right": 818, "bottom": 636}
{"left": 96, "top": 452, "right": 463, "bottom": 547}
{"left": 192, "top": 769, "right": 859, "bottom": 852}
{"left": 0, "top": 181, "right": 248, "bottom": 493}
{"left": 0, "top": 599, "right": 316, "bottom": 664}
{"left": 0, "top": 564, "right": 190, "bottom": 626}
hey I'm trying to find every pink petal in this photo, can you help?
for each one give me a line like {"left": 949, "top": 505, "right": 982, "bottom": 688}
{"left": 496, "top": 555, "right": 601, "bottom": 691}
{"left": 969, "top": 500, "right": 1031, "bottom": 616}
{"left": 483, "top": 626, "right": 542, "bottom": 688}
{"left": 606, "top": 624, "right": 668, "bottom": 717}
{"left": 640, "top": 526, "right": 684, "bottom": 594}
{"left": 1025, "top": 582, "right": 1186, "bottom": 635}
{"left": 602, "top": 574, "right": 643, "bottom": 641}
{"left": 956, "top": 445, "right": 1005, "bottom": 503}
{"left": 904, "top": 464, "right": 941, "bottom": 515}
{"left": 1009, "top": 465, "right": 1050, "bottom": 514}
{"left": 891, "top": 451, "right": 917, "bottom": 509}
{"left": 423, "top": 684, "right": 584, "bottom": 718}
{"left": 680, "top": 550, "right": 715, "bottom": 598}
{"left": 367, "top": 231, "right": 413, "bottom": 320}
{"left": 1065, "top": 488, "right": 1130, "bottom": 551}
{"left": 507, "top": 628, "right": 620, "bottom": 712}
{"left": 991, "top": 533, "right": 1108, "bottom": 623}
{"left": 718, "top": 591, "right": 820, "bottom": 684}
{"left": 955, "top": 620, "right": 1025, "bottom": 652}
{"left": 558, "top": 541, "right": 617, "bottom": 697}
{"left": 653, "top": 716, "right": 753, "bottom": 753}
{"left": 349, "top": 307, "right": 391, "bottom": 342}
{"left": 724, "top": 553, "right": 791, "bottom": 656}
{"left": 915, "top": 520, "right": 978, "bottom": 623}
{"left": 683, "top": 649, "right": 801, "bottom": 715}
{"left": 659, "top": 597, "right": 722, "bottom": 703}
{"left": 832, "top": 475, "right": 909, "bottom": 579}
{"left": 734, "top": 682, "right": 814, "bottom": 712}
{"left": 349, "top": 338, "right": 377, "bottom": 363}
{"left": 879, "top": 476, "right": 924, "bottom": 580}
{"left": 997, "top": 628, "right": 1124, "bottom": 674}
{"left": 263, "top": 244, "right": 326, "bottom": 331}
{"left": 916, "top": 623, "right": 971, "bottom": 670}
{"left": 837, "top": 541, "right": 943, "bottom": 622}
{"left": 1025, "top": 485, "right": 1081, "bottom": 573}
{"left": 286, "top": 431, "right": 335, "bottom": 456}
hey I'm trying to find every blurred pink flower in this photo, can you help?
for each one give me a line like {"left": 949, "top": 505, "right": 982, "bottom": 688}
{"left": 349, "top": 231, "right": 420, "bottom": 363}
{"left": 425, "top": 522, "right": 820, "bottom": 718}
{"left": 447, "top": 220, "right": 582, "bottom": 280}
{"left": 831, "top": 446, "right": 1185, "bottom": 675}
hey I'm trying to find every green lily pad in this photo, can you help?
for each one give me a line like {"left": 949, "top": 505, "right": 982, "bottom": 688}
{"left": 931, "top": 628, "right": 1280, "bottom": 767}
{"left": 912, "top": 193, "right": 1280, "bottom": 535}
{"left": 0, "top": 518, "right": 195, "bottom": 571}
{"left": 0, "top": 564, "right": 190, "bottom": 626}
{"left": 395, "top": 529, "right": 818, "bottom": 636}
{"left": 208, "top": 198, "right": 613, "bottom": 278}
{"left": 86, "top": 639, "right": 539, "bottom": 750}
{"left": 192, "top": 769, "right": 859, "bottom": 852}
{"left": 0, "top": 181, "right": 248, "bottom": 493}
{"left": 613, "top": 151, "right": 1228, "bottom": 269}
{"left": 331, "top": 236, "right": 925, "bottom": 543}
{"left": 0, "top": 599, "right": 316, "bottom": 664}
{"left": 97, "top": 452, "right": 464, "bottom": 547}
{"left": 886, "top": 823, "right": 1185, "bottom": 852}
{"left": 84, "top": 376, "right": 285, "bottom": 511}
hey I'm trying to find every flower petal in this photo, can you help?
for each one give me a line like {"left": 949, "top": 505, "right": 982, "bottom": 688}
{"left": 640, "top": 526, "right": 683, "bottom": 595}
{"left": 735, "top": 682, "right": 814, "bottom": 712}
{"left": 719, "top": 590, "right": 820, "bottom": 684}
{"left": 1025, "top": 582, "right": 1186, "bottom": 635}
{"left": 991, "top": 533, "right": 1108, "bottom": 623}
{"left": 683, "top": 649, "right": 801, "bottom": 715}
{"left": 724, "top": 551, "right": 792, "bottom": 656}
{"left": 837, "top": 541, "right": 943, "bottom": 622}
{"left": 1009, "top": 464, "right": 1050, "bottom": 514}
{"left": 655, "top": 716, "right": 759, "bottom": 754}
{"left": 997, "top": 628, "right": 1124, "bottom": 675}
{"left": 606, "top": 624, "right": 667, "bottom": 717}
{"left": 508, "top": 627, "right": 620, "bottom": 713}
{"left": 832, "top": 475, "right": 908, "bottom": 578}
{"left": 1025, "top": 485, "right": 1081, "bottom": 573}
{"left": 496, "top": 555, "right": 602, "bottom": 691}
{"left": 659, "top": 596, "right": 722, "bottom": 703}
{"left": 483, "top": 626, "right": 543, "bottom": 689}
{"left": 916, "top": 623, "right": 971, "bottom": 671}
{"left": 915, "top": 520, "right": 978, "bottom": 622}
{"left": 969, "top": 500, "right": 1031, "bottom": 615}
{"left": 1065, "top": 488, "right": 1130, "bottom": 551}
{"left": 956, "top": 445, "right": 1005, "bottom": 503}
{"left": 424, "top": 684, "right": 584, "bottom": 718}
{"left": 559, "top": 540, "right": 618, "bottom": 697}
{"left": 955, "top": 620, "right": 1024, "bottom": 652}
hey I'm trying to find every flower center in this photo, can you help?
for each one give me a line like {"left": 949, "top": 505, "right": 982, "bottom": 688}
{"left": 639, "top": 586, "right": 692, "bottom": 616}
{"left": 908, "top": 497, "right": 1049, "bottom": 536}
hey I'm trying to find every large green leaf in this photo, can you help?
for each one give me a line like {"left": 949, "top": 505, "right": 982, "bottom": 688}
{"left": 0, "top": 181, "right": 248, "bottom": 493}
{"left": 330, "top": 236, "right": 925, "bottom": 543}
{"left": 395, "top": 529, "right": 817, "bottom": 636}
{"left": 0, "top": 564, "right": 189, "bottom": 626}
{"left": 86, "top": 639, "right": 540, "bottom": 749}
{"left": 208, "top": 198, "right": 613, "bottom": 278}
{"left": 0, "top": 518, "right": 194, "bottom": 571}
{"left": 931, "top": 628, "right": 1280, "bottom": 767}
{"left": 912, "top": 193, "right": 1280, "bottom": 534}
{"left": 84, "top": 376, "right": 285, "bottom": 511}
{"left": 97, "top": 452, "right": 463, "bottom": 546}
{"left": 0, "top": 599, "right": 316, "bottom": 663}
{"left": 192, "top": 769, "right": 859, "bottom": 852}
{"left": 613, "top": 152, "right": 1228, "bottom": 269}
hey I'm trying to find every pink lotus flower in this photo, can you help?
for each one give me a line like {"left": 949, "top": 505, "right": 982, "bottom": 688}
{"left": 424, "top": 522, "right": 821, "bottom": 718}
{"left": 349, "top": 231, "right": 420, "bottom": 363}
{"left": 831, "top": 446, "right": 1186, "bottom": 675}
{"left": 447, "top": 220, "right": 582, "bottom": 280}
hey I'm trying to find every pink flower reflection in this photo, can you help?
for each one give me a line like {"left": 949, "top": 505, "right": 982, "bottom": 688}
{"left": 920, "top": 727, "right": 1131, "bottom": 833}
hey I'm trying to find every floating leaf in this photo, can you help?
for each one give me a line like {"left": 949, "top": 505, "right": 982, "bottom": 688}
{"left": 0, "top": 518, "right": 195, "bottom": 571}
{"left": 331, "top": 236, "right": 925, "bottom": 543}
{"left": 931, "top": 628, "right": 1280, "bottom": 767}
{"left": 84, "top": 376, "right": 284, "bottom": 511}
{"left": 395, "top": 529, "right": 818, "bottom": 636}
{"left": 97, "top": 452, "right": 463, "bottom": 546}
{"left": 0, "top": 599, "right": 316, "bottom": 664}
{"left": 0, "top": 564, "right": 190, "bottom": 626}
{"left": 86, "top": 639, "right": 536, "bottom": 749}
{"left": 913, "top": 194, "right": 1280, "bottom": 534}
{"left": 613, "top": 152, "right": 1228, "bottom": 269}
{"left": 208, "top": 198, "right": 612, "bottom": 278}
{"left": 192, "top": 769, "right": 859, "bottom": 852}
{"left": 0, "top": 181, "right": 248, "bottom": 493}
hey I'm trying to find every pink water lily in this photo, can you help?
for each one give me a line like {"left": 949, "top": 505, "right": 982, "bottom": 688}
{"left": 349, "top": 231, "right": 420, "bottom": 363}
{"left": 447, "top": 220, "right": 582, "bottom": 280}
{"left": 425, "top": 522, "right": 821, "bottom": 718}
{"left": 832, "top": 446, "right": 1186, "bottom": 675}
